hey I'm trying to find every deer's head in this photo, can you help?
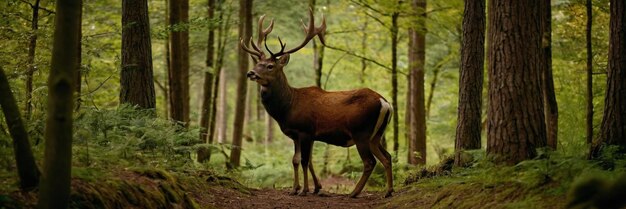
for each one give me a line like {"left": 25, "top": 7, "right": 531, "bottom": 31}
{"left": 241, "top": 9, "right": 326, "bottom": 87}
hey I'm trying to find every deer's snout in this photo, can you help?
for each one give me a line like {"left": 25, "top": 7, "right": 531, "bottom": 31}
{"left": 246, "top": 71, "right": 259, "bottom": 80}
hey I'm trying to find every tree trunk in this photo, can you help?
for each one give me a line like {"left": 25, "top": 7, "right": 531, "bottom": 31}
{"left": 120, "top": 0, "right": 156, "bottom": 109}
{"left": 455, "top": 0, "right": 485, "bottom": 166}
{"left": 408, "top": 0, "right": 427, "bottom": 165}
{"left": 230, "top": 0, "right": 252, "bottom": 168}
{"left": 75, "top": 1, "right": 82, "bottom": 110}
{"left": 310, "top": 0, "right": 324, "bottom": 88}
{"left": 266, "top": 114, "right": 274, "bottom": 144}
{"left": 586, "top": 0, "right": 594, "bottom": 144}
{"left": 0, "top": 67, "right": 39, "bottom": 191}
{"left": 217, "top": 68, "right": 228, "bottom": 143}
{"left": 487, "top": 0, "right": 547, "bottom": 164}
{"left": 168, "top": 0, "right": 189, "bottom": 125}
{"left": 208, "top": 0, "right": 228, "bottom": 145}
{"left": 390, "top": 6, "right": 400, "bottom": 159}
{"left": 37, "top": 0, "right": 80, "bottom": 207}
{"left": 198, "top": 0, "right": 216, "bottom": 163}
{"left": 426, "top": 67, "right": 440, "bottom": 118}
{"left": 591, "top": 0, "right": 626, "bottom": 157}
{"left": 181, "top": 0, "right": 190, "bottom": 123}
{"left": 25, "top": 0, "right": 40, "bottom": 119}
{"left": 541, "top": 0, "right": 558, "bottom": 150}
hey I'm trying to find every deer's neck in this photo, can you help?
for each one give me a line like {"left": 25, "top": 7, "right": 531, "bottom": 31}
{"left": 260, "top": 73, "right": 294, "bottom": 123}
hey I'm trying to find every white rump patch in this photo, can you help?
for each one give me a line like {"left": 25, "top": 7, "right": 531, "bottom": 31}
{"left": 369, "top": 98, "right": 392, "bottom": 141}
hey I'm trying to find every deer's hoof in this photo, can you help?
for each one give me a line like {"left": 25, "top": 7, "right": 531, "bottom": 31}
{"left": 349, "top": 193, "right": 359, "bottom": 198}
{"left": 298, "top": 191, "right": 308, "bottom": 196}
{"left": 313, "top": 187, "right": 321, "bottom": 194}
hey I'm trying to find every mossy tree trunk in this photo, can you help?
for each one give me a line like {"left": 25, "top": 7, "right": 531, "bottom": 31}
{"left": 230, "top": 0, "right": 252, "bottom": 168}
{"left": 0, "top": 67, "right": 39, "bottom": 191}
{"left": 455, "top": 0, "right": 485, "bottom": 166}
{"left": 486, "top": 0, "right": 547, "bottom": 164}
{"left": 120, "top": 0, "right": 156, "bottom": 109}
{"left": 408, "top": 0, "right": 427, "bottom": 165}
{"left": 37, "top": 0, "right": 81, "bottom": 208}
{"left": 541, "top": 0, "right": 558, "bottom": 150}
{"left": 591, "top": 0, "right": 626, "bottom": 157}
{"left": 24, "top": 0, "right": 40, "bottom": 119}
{"left": 168, "top": 0, "right": 190, "bottom": 125}
{"left": 586, "top": 0, "right": 594, "bottom": 144}
{"left": 198, "top": 0, "right": 217, "bottom": 162}
{"left": 209, "top": 1, "right": 229, "bottom": 146}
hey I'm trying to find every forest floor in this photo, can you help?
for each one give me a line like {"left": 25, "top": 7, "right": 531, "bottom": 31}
{"left": 3, "top": 157, "right": 624, "bottom": 209}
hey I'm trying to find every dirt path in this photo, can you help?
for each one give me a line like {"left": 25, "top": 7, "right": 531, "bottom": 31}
{"left": 201, "top": 187, "right": 391, "bottom": 209}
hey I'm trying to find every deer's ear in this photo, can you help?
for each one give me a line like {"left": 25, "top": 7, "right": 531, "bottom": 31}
{"left": 277, "top": 54, "right": 290, "bottom": 66}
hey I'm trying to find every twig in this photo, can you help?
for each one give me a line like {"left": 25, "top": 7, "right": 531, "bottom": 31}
{"left": 80, "top": 74, "right": 114, "bottom": 97}
{"left": 323, "top": 52, "right": 348, "bottom": 89}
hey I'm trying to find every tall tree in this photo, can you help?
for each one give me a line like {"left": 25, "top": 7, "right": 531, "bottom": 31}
{"left": 181, "top": 0, "right": 190, "bottom": 122}
{"left": 230, "top": 0, "right": 253, "bottom": 168}
{"left": 168, "top": 0, "right": 190, "bottom": 125}
{"left": 455, "top": 0, "right": 485, "bottom": 166}
{"left": 586, "top": 0, "right": 594, "bottom": 144}
{"left": 0, "top": 67, "right": 39, "bottom": 191}
{"left": 120, "top": 0, "right": 156, "bottom": 109}
{"left": 37, "top": 0, "right": 81, "bottom": 207}
{"left": 24, "top": 0, "right": 41, "bottom": 119}
{"left": 310, "top": 0, "right": 324, "bottom": 87}
{"left": 541, "top": 0, "right": 558, "bottom": 149}
{"left": 487, "top": 0, "right": 547, "bottom": 164}
{"left": 591, "top": 0, "right": 626, "bottom": 156}
{"left": 391, "top": 3, "right": 400, "bottom": 158}
{"left": 210, "top": 1, "right": 230, "bottom": 145}
{"left": 199, "top": 0, "right": 217, "bottom": 162}
{"left": 408, "top": 0, "right": 427, "bottom": 165}
{"left": 75, "top": 0, "right": 82, "bottom": 110}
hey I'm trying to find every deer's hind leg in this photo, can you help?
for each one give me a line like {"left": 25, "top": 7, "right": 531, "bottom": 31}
{"left": 371, "top": 141, "right": 393, "bottom": 198}
{"left": 349, "top": 141, "right": 376, "bottom": 198}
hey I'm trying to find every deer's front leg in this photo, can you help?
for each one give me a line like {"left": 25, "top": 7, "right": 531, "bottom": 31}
{"left": 290, "top": 138, "right": 302, "bottom": 195}
{"left": 299, "top": 138, "right": 314, "bottom": 196}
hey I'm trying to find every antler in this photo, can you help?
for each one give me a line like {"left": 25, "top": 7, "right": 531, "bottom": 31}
{"left": 267, "top": 8, "right": 326, "bottom": 58}
{"left": 240, "top": 15, "right": 275, "bottom": 59}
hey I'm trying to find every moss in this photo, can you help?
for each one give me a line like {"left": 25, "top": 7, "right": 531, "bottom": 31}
{"left": 159, "top": 183, "right": 181, "bottom": 203}
{"left": 132, "top": 168, "right": 175, "bottom": 182}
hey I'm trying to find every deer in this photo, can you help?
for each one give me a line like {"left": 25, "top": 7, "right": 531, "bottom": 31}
{"left": 240, "top": 9, "right": 394, "bottom": 198}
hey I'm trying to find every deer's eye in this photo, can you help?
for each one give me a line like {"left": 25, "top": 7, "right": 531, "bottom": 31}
{"left": 267, "top": 64, "right": 274, "bottom": 70}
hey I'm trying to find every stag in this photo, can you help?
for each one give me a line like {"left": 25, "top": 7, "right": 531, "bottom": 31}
{"left": 240, "top": 9, "right": 394, "bottom": 198}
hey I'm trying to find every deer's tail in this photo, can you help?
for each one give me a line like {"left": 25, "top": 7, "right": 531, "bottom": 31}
{"left": 370, "top": 98, "right": 393, "bottom": 142}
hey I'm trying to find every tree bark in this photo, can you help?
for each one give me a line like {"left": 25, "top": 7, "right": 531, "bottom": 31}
{"left": 390, "top": 5, "right": 400, "bottom": 159}
{"left": 591, "top": 0, "right": 626, "bottom": 157}
{"left": 37, "top": 0, "right": 80, "bottom": 207}
{"left": 230, "top": 0, "right": 252, "bottom": 168}
{"left": 455, "top": 0, "right": 485, "bottom": 166}
{"left": 217, "top": 68, "right": 228, "bottom": 143}
{"left": 586, "top": 0, "right": 594, "bottom": 144}
{"left": 541, "top": 0, "right": 558, "bottom": 150}
{"left": 210, "top": 4, "right": 229, "bottom": 145}
{"left": 168, "top": 0, "right": 190, "bottom": 125}
{"left": 181, "top": 0, "right": 190, "bottom": 123}
{"left": 198, "top": 0, "right": 216, "bottom": 162}
{"left": 0, "top": 67, "right": 39, "bottom": 191}
{"left": 25, "top": 0, "right": 40, "bottom": 119}
{"left": 487, "top": 0, "right": 547, "bottom": 164}
{"left": 408, "top": 0, "right": 427, "bottom": 165}
{"left": 120, "top": 0, "right": 156, "bottom": 109}
{"left": 75, "top": 1, "right": 82, "bottom": 110}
